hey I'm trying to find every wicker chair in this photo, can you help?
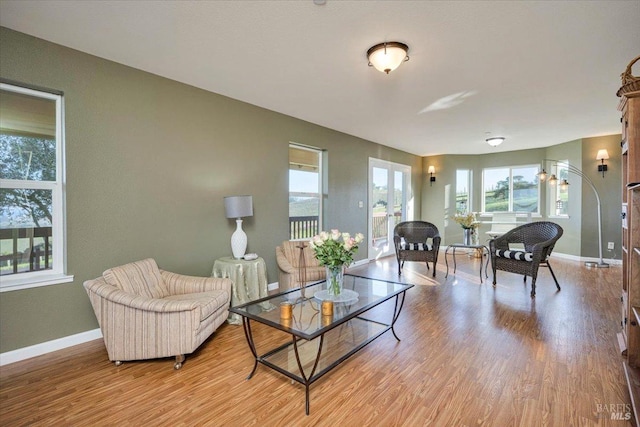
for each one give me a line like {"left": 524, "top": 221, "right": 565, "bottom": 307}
{"left": 489, "top": 221, "right": 563, "bottom": 297}
{"left": 393, "top": 221, "right": 441, "bottom": 276}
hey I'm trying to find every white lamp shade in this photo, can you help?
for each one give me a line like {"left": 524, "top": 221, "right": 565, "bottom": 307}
{"left": 596, "top": 149, "right": 610, "bottom": 160}
{"left": 428, "top": 166, "right": 435, "bottom": 174}
{"left": 224, "top": 195, "right": 253, "bottom": 219}
{"left": 367, "top": 42, "right": 409, "bottom": 74}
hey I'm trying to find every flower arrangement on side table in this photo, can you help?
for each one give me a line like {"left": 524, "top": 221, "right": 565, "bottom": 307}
{"left": 452, "top": 212, "right": 479, "bottom": 245}
{"left": 452, "top": 211, "right": 479, "bottom": 229}
{"left": 309, "top": 229, "right": 364, "bottom": 297}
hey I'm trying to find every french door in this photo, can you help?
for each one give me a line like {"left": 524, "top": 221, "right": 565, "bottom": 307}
{"left": 368, "top": 159, "right": 411, "bottom": 260}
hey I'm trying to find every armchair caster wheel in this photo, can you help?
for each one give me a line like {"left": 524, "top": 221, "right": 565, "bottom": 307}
{"left": 114, "top": 361, "right": 123, "bottom": 367}
{"left": 174, "top": 355, "right": 185, "bottom": 370}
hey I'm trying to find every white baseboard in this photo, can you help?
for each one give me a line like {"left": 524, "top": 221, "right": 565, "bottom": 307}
{"left": 0, "top": 328, "right": 103, "bottom": 366}
{"left": 552, "top": 252, "right": 622, "bottom": 266}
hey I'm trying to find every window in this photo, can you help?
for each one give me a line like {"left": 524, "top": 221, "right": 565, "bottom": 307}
{"left": 482, "top": 165, "right": 539, "bottom": 213}
{"left": 455, "top": 169, "right": 472, "bottom": 213}
{"left": 288, "top": 144, "right": 322, "bottom": 240}
{"left": 0, "top": 82, "right": 71, "bottom": 291}
{"left": 551, "top": 161, "right": 569, "bottom": 217}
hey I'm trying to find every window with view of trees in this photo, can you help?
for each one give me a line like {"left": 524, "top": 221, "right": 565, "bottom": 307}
{"left": 289, "top": 144, "right": 322, "bottom": 240}
{"left": 482, "top": 165, "right": 539, "bottom": 213}
{"left": 0, "top": 82, "right": 69, "bottom": 290}
{"left": 456, "top": 169, "right": 471, "bottom": 213}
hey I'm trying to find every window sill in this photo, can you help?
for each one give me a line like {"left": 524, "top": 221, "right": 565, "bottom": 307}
{"left": 0, "top": 273, "right": 74, "bottom": 292}
{"left": 478, "top": 213, "right": 542, "bottom": 218}
{"left": 548, "top": 215, "right": 570, "bottom": 219}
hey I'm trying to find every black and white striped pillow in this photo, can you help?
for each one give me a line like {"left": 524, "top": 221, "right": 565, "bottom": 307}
{"left": 495, "top": 249, "right": 533, "bottom": 261}
{"left": 401, "top": 242, "right": 432, "bottom": 251}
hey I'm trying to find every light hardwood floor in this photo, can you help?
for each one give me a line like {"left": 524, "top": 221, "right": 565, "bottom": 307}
{"left": 0, "top": 254, "right": 631, "bottom": 426}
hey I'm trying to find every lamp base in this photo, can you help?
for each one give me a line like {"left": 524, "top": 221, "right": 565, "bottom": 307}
{"left": 230, "top": 219, "right": 247, "bottom": 259}
{"left": 584, "top": 261, "right": 609, "bottom": 268}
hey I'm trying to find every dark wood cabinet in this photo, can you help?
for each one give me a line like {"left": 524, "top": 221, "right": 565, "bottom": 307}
{"left": 620, "top": 89, "right": 640, "bottom": 424}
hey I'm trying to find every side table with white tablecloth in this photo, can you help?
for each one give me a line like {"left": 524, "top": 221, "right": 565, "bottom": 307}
{"left": 212, "top": 256, "right": 275, "bottom": 324}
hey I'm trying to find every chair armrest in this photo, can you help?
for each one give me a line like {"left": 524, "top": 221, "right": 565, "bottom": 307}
{"left": 529, "top": 238, "right": 558, "bottom": 262}
{"left": 276, "top": 246, "right": 296, "bottom": 274}
{"left": 432, "top": 235, "right": 441, "bottom": 250}
{"left": 83, "top": 278, "right": 200, "bottom": 313}
{"left": 160, "top": 270, "right": 232, "bottom": 296}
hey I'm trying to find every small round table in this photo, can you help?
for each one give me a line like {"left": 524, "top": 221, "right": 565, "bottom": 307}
{"left": 212, "top": 256, "right": 275, "bottom": 324}
{"left": 444, "top": 244, "right": 490, "bottom": 283}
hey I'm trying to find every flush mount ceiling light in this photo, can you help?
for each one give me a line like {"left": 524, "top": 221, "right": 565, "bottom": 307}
{"left": 367, "top": 42, "right": 409, "bottom": 74}
{"left": 486, "top": 137, "right": 505, "bottom": 147}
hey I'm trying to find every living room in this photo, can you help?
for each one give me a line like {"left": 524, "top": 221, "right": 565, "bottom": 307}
{"left": 1, "top": 1, "right": 639, "bottom": 425}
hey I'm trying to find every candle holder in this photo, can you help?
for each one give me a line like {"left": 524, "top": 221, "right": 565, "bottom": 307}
{"left": 321, "top": 300, "right": 334, "bottom": 317}
{"left": 280, "top": 301, "right": 293, "bottom": 319}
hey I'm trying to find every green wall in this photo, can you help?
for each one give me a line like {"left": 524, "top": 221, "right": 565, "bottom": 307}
{"left": 0, "top": 25, "right": 621, "bottom": 355}
{"left": 421, "top": 136, "right": 622, "bottom": 260}
{"left": 581, "top": 135, "right": 622, "bottom": 260}
{"left": 0, "top": 27, "right": 422, "bottom": 352}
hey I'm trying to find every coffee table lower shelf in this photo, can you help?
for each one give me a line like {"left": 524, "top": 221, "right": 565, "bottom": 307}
{"left": 231, "top": 275, "right": 412, "bottom": 415}
{"left": 242, "top": 315, "right": 397, "bottom": 415}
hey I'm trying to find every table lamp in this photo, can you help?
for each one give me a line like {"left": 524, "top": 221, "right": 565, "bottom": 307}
{"left": 224, "top": 195, "right": 253, "bottom": 259}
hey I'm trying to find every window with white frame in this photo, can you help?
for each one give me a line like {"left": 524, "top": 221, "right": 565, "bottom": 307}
{"left": 455, "top": 169, "right": 472, "bottom": 213}
{"left": 0, "top": 82, "right": 71, "bottom": 291}
{"left": 551, "top": 161, "right": 569, "bottom": 217}
{"left": 288, "top": 144, "right": 322, "bottom": 240}
{"left": 482, "top": 165, "right": 540, "bottom": 213}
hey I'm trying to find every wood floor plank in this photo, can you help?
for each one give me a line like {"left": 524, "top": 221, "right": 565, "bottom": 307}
{"left": 0, "top": 254, "right": 632, "bottom": 426}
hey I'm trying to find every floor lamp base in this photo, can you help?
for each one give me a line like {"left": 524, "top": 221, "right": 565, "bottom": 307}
{"left": 584, "top": 261, "right": 610, "bottom": 268}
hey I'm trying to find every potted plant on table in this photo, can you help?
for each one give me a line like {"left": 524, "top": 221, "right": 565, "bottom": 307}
{"left": 309, "top": 229, "right": 364, "bottom": 297}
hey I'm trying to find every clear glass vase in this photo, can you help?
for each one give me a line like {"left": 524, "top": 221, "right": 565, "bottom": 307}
{"left": 325, "top": 265, "right": 344, "bottom": 297}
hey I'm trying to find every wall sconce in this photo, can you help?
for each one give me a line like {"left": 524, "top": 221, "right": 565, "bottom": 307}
{"left": 428, "top": 165, "right": 436, "bottom": 186}
{"left": 596, "top": 149, "right": 609, "bottom": 178}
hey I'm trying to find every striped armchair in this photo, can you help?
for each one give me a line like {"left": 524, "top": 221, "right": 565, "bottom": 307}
{"left": 276, "top": 240, "right": 325, "bottom": 290}
{"left": 489, "top": 221, "right": 563, "bottom": 297}
{"left": 83, "top": 258, "right": 232, "bottom": 369}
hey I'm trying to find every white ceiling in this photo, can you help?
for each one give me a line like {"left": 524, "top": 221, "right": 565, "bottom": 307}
{"left": 1, "top": 0, "right": 638, "bottom": 156}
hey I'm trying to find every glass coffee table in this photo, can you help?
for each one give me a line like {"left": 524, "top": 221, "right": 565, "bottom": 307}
{"left": 230, "top": 274, "right": 413, "bottom": 415}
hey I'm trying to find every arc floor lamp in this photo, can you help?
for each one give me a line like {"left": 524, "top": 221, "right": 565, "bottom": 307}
{"left": 538, "top": 159, "right": 609, "bottom": 268}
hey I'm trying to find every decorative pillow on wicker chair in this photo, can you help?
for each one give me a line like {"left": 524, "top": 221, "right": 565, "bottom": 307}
{"left": 400, "top": 242, "right": 433, "bottom": 251}
{"left": 103, "top": 258, "right": 169, "bottom": 299}
{"left": 495, "top": 249, "right": 533, "bottom": 262}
